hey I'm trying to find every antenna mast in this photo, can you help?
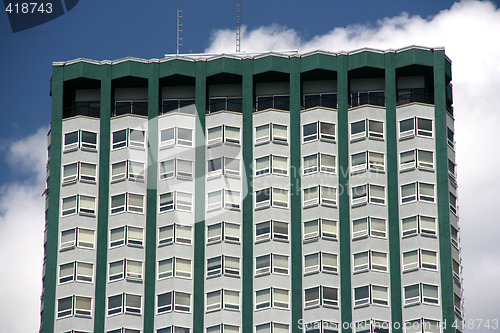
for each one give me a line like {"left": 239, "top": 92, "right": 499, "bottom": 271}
{"left": 236, "top": 0, "right": 241, "bottom": 52}
{"left": 177, "top": 9, "right": 183, "bottom": 54}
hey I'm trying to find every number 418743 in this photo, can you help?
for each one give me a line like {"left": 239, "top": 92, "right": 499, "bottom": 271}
{"left": 5, "top": 2, "right": 53, "bottom": 14}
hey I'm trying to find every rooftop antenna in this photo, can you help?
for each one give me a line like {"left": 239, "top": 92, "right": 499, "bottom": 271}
{"left": 177, "top": 9, "right": 183, "bottom": 54}
{"left": 236, "top": 0, "right": 241, "bottom": 52}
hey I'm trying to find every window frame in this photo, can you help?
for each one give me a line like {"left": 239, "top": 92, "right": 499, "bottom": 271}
{"left": 207, "top": 221, "right": 241, "bottom": 244}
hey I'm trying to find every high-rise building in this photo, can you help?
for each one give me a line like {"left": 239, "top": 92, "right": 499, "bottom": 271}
{"left": 41, "top": 46, "right": 463, "bottom": 333}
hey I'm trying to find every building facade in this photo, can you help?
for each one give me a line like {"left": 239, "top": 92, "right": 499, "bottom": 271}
{"left": 41, "top": 47, "right": 463, "bottom": 333}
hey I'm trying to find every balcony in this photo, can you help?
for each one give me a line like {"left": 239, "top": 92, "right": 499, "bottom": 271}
{"left": 162, "top": 98, "right": 196, "bottom": 115}
{"left": 256, "top": 95, "right": 290, "bottom": 111}
{"left": 397, "top": 89, "right": 434, "bottom": 105}
{"left": 303, "top": 93, "right": 337, "bottom": 109}
{"left": 208, "top": 97, "right": 242, "bottom": 113}
{"left": 63, "top": 102, "right": 100, "bottom": 119}
{"left": 350, "top": 91, "right": 385, "bottom": 107}
{"left": 113, "top": 100, "right": 148, "bottom": 117}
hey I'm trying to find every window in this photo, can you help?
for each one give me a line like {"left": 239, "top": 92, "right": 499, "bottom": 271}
{"left": 108, "top": 293, "right": 141, "bottom": 315}
{"left": 207, "top": 157, "right": 240, "bottom": 178}
{"left": 303, "top": 92, "right": 337, "bottom": 109}
{"left": 404, "top": 283, "right": 439, "bottom": 306}
{"left": 206, "top": 325, "right": 240, "bottom": 333}
{"left": 417, "top": 150, "right": 434, "bottom": 170}
{"left": 399, "top": 117, "right": 433, "bottom": 138}
{"left": 450, "top": 192, "right": 457, "bottom": 215}
{"left": 157, "top": 326, "right": 191, "bottom": 333}
{"left": 351, "top": 151, "right": 385, "bottom": 174}
{"left": 304, "top": 321, "right": 339, "bottom": 333}
{"left": 62, "top": 162, "right": 97, "bottom": 184}
{"left": 108, "top": 259, "right": 143, "bottom": 281}
{"left": 58, "top": 295, "right": 92, "bottom": 318}
{"left": 206, "top": 289, "right": 240, "bottom": 312}
{"left": 60, "top": 227, "right": 95, "bottom": 250}
{"left": 108, "top": 329, "right": 142, "bottom": 333}
{"left": 158, "top": 257, "right": 192, "bottom": 279}
{"left": 159, "top": 191, "right": 192, "bottom": 212}
{"left": 351, "top": 119, "right": 384, "bottom": 141}
{"left": 401, "top": 182, "right": 434, "bottom": 203}
{"left": 207, "top": 222, "right": 240, "bottom": 244}
{"left": 158, "top": 224, "right": 192, "bottom": 246}
{"left": 353, "top": 285, "right": 389, "bottom": 308}
{"left": 207, "top": 255, "right": 240, "bottom": 278}
{"left": 256, "top": 94, "right": 290, "bottom": 111}
{"left": 352, "top": 217, "right": 387, "bottom": 239}
{"left": 255, "top": 253, "right": 288, "bottom": 276}
{"left": 206, "top": 189, "right": 240, "bottom": 211}
{"left": 61, "top": 195, "right": 96, "bottom": 217}
{"left": 255, "top": 288, "right": 289, "bottom": 310}
{"left": 159, "top": 127, "right": 193, "bottom": 148}
{"left": 157, "top": 291, "right": 190, "bottom": 313}
{"left": 402, "top": 249, "right": 438, "bottom": 272}
{"left": 63, "top": 130, "right": 98, "bottom": 151}
{"left": 303, "top": 186, "right": 337, "bottom": 207}
{"left": 447, "top": 127, "right": 454, "bottom": 149}
{"left": 353, "top": 250, "right": 387, "bottom": 273}
{"left": 158, "top": 159, "right": 193, "bottom": 180}
{"left": 302, "top": 121, "right": 336, "bottom": 143}
{"left": 405, "top": 319, "right": 441, "bottom": 333}
{"left": 255, "top": 220, "right": 289, "bottom": 242}
{"left": 305, "top": 286, "right": 338, "bottom": 309}
{"left": 208, "top": 96, "right": 242, "bottom": 113}
{"left": 255, "top": 187, "right": 289, "bottom": 209}
{"left": 59, "top": 261, "right": 93, "bottom": 284}
{"left": 451, "top": 225, "right": 459, "bottom": 249}
{"left": 355, "top": 320, "right": 390, "bottom": 333}
{"left": 351, "top": 151, "right": 367, "bottom": 173}
{"left": 112, "top": 128, "right": 145, "bottom": 150}
{"left": 303, "top": 218, "right": 337, "bottom": 241}
{"left": 256, "top": 322, "right": 290, "bottom": 333}
{"left": 255, "top": 123, "right": 289, "bottom": 145}
{"left": 110, "top": 226, "right": 143, "bottom": 248}
{"left": 304, "top": 252, "right": 338, "bottom": 274}
{"left": 206, "top": 125, "right": 240, "bottom": 146}
{"left": 255, "top": 155, "right": 288, "bottom": 176}
{"left": 303, "top": 153, "right": 336, "bottom": 175}
{"left": 110, "top": 193, "right": 144, "bottom": 214}
{"left": 401, "top": 215, "right": 436, "bottom": 238}
{"left": 352, "top": 184, "right": 385, "bottom": 205}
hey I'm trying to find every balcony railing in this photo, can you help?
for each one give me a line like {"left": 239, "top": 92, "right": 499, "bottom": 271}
{"left": 162, "top": 98, "right": 196, "bottom": 115}
{"left": 113, "top": 101, "right": 148, "bottom": 117}
{"left": 208, "top": 97, "right": 242, "bottom": 113}
{"left": 63, "top": 102, "right": 100, "bottom": 119}
{"left": 303, "top": 93, "right": 337, "bottom": 109}
{"left": 397, "top": 90, "right": 434, "bottom": 105}
{"left": 256, "top": 95, "right": 290, "bottom": 111}
{"left": 350, "top": 91, "right": 385, "bottom": 107}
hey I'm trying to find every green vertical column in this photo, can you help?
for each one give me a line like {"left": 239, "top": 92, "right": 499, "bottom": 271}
{"left": 385, "top": 52, "right": 403, "bottom": 331}
{"left": 144, "top": 63, "right": 159, "bottom": 333}
{"left": 193, "top": 61, "right": 207, "bottom": 332}
{"left": 290, "top": 57, "right": 302, "bottom": 333}
{"left": 94, "top": 65, "right": 111, "bottom": 333}
{"left": 337, "top": 54, "right": 352, "bottom": 331}
{"left": 433, "top": 50, "right": 454, "bottom": 332}
{"left": 42, "top": 66, "right": 63, "bottom": 333}
{"left": 242, "top": 59, "right": 254, "bottom": 333}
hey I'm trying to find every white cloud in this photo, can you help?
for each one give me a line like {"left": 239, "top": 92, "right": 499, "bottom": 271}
{"left": 209, "top": 0, "right": 500, "bottom": 322}
{"left": 0, "top": 127, "right": 48, "bottom": 333}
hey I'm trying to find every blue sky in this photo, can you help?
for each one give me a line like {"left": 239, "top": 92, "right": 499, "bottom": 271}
{"left": 1, "top": 1, "right": 500, "bottom": 332}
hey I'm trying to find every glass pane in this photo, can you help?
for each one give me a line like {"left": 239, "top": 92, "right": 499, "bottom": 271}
{"left": 372, "top": 252, "right": 387, "bottom": 265}
{"left": 322, "top": 219, "right": 337, "bottom": 233}
{"left": 418, "top": 150, "right": 433, "bottom": 164}
{"left": 177, "top": 128, "right": 192, "bottom": 143}
{"left": 371, "top": 218, "right": 385, "bottom": 232}
{"left": 128, "top": 193, "right": 143, "bottom": 207}
{"left": 322, "top": 253, "right": 337, "bottom": 267}
{"left": 401, "top": 150, "right": 415, "bottom": 164}
{"left": 176, "top": 225, "right": 191, "bottom": 239}
{"left": 304, "top": 220, "right": 319, "bottom": 234}
{"left": 402, "top": 183, "right": 416, "bottom": 197}
{"left": 303, "top": 122, "right": 318, "bottom": 141}
{"left": 320, "top": 122, "right": 335, "bottom": 136}
{"left": 402, "top": 216, "right": 417, "bottom": 231}
{"left": 256, "top": 156, "right": 270, "bottom": 171}
{"left": 207, "top": 190, "right": 222, "bottom": 206}
{"left": 225, "top": 223, "right": 239, "bottom": 237}
{"left": 304, "top": 187, "right": 318, "bottom": 201}
{"left": 255, "top": 124, "right": 270, "bottom": 141}
{"left": 304, "top": 154, "right": 318, "bottom": 169}
{"left": 207, "top": 223, "right": 222, "bottom": 238}
{"left": 352, "top": 152, "right": 366, "bottom": 166}
{"left": 419, "top": 183, "right": 434, "bottom": 196}
{"left": 272, "top": 188, "right": 288, "bottom": 202}
{"left": 403, "top": 251, "right": 418, "bottom": 265}
{"left": 256, "top": 255, "right": 270, "bottom": 269}
{"left": 64, "top": 131, "right": 78, "bottom": 145}
{"left": 272, "top": 155, "right": 287, "bottom": 170}
{"left": 62, "top": 196, "right": 77, "bottom": 210}
{"left": 60, "top": 263, "right": 74, "bottom": 277}
{"left": 354, "top": 252, "right": 369, "bottom": 266}
{"left": 422, "top": 284, "right": 438, "bottom": 298}
{"left": 208, "top": 158, "right": 222, "bottom": 172}
{"left": 225, "top": 126, "right": 240, "bottom": 140}
{"left": 400, "top": 118, "right": 414, "bottom": 133}
{"left": 159, "top": 225, "right": 173, "bottom": 239}
{"left": 161, "top": 128, "right": 174, "bottom": 142}
{"left": 129, "top": 129, "right": 145, "bottom": 143}
{"left": 368, "top": 120, "right": 383, "bottom": 133}
{"left": 63, "top": 163, "right": 78, "bottom": 178}
{"left": 80, "top": 162, "right": 96, "bottom": 177}
{"left": 78, "top": 229, "right": 94, "bottom": 243}
{"left": 208, "top": 126, "right": 222, "bottom": 141}
{"left": 420, "top": 216, "right": 435, "bottom": 230}
{"left": 370, "top": 185, "right": 385, "bottom": 198}
{"left": 321, "top": 154, "right": 336, "bottom": 168}
{"left": 79, "top": 196, "right": 95, "bottom": 209}
{"left": 272, "top": 124, "right": 287, "bottom": 139}
{"left": 158, "top": 259, "right": 172, "bottom": 274}
{"left": 304, "top": 253, "right": 319, "bottom": 267}
{"left": 372, "top": 285, "right": 387, "bottom": 299}
{"left": 305, "top": 287, "right": 320, "bottom": 301}
{"left": 111, "top": 194, "right": 125, "bottom": 208}
{"left": 128, "top": 226, "right": 143, "bottom": 241}
{"left": 177, "top": 160, "right": 192, "bottom": 174}
{"left": 421, "top": 250, "right": 437, "bottom": 264}
{"left": 273, "top": 289, "right": 288, "bottom": 302}
{"left": 351, "top": 120, "right": 365, "bottom": 135}
{"left": 353, "top": 218, "right": 368, "bottom": 233}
